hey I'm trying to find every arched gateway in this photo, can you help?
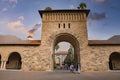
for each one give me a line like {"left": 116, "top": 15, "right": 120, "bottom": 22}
{"left": 39, "top": 9, "right": 90, "bottom": 71}
{"left": 53, "top": 33, "right": 80, "bottom": 70}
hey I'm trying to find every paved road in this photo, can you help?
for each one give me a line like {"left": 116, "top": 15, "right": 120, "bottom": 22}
{"left": 0, "top": 70, "right": 120, "bottom": 80}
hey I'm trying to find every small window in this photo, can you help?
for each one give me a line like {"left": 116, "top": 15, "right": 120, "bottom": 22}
{"left": 63, "top": 24, "right": 65, "bottom": 28}
{"left": 58, "top": 24, "right": 60, "bottom": 28}
{"left": 68, "top": 23, "right": 70, "bottom": 28}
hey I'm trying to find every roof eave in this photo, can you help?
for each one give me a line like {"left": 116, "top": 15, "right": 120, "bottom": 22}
{"left": 88, "top": 40, "right": 120, "bottom": 46}
{"left": 0, "top": 40, "right": 41, "bottom": 46}
{"left": 38, "top": 9, "right": 90, "bottom": 18}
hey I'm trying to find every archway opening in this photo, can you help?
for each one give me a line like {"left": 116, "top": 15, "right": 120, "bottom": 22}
{"left": 53, "top": 33, "right": 80, "bottom": 71}
{"left": 6, "top": 52, "right": 22, "bottom": 70}
{"left": 109, "top": 52, "right": 120, "bottom": 70}
{"left": 54, "top": 42, "right": 74, "bottom": 70}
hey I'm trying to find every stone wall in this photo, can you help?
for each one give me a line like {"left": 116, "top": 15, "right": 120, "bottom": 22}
{"left": 81, "top": 46, "right": 120, "bottom": 71}
{"left": 0, "top": 46, "right": 51, "bottom": 71}
{"left": 0, "top": 43, "right": 120, "bottom": 72}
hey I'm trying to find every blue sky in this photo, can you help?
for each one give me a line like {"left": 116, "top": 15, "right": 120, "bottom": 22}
{"left": 0, "top": 0, "right": 120, "bottom": 40}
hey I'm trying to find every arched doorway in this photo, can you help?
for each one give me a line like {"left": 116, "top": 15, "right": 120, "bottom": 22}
{"left": 53, "top": 33, "right": 80, "bottom": 71}
{"left": 6, "top": 52, "right": 22, "bottom": 69}
{"left": 109, "top": 52, "right": 120, "bottom": 70}
{"left": 54, "top": 42, "right": 74, "bottom": 70}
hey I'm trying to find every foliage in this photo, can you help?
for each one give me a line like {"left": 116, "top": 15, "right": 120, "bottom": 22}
{"left": 55, "top": 44, "right": 59, "bottom": 51}
{"left": 78, "top": 2, "right": 87, "bottom": 9}
{"left": 45, "top": 7, "right": 52, "bottom": 10}
{"left": 64, "top": 45, "right": 74, "bottom": 66}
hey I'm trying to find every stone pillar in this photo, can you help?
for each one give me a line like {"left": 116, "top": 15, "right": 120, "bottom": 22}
{"left": 0, "top": 61, "right": 6, "bottom": 70}
{"left": 2, "top": 61, "right": 6, "bottom": 70}
{"left": 0, "top": 61, "right": 4, "bottom": 69}
{"left": 107, "top": 60, "right": 110, "bottom": 71}
{"left": 60, "top": 55, "right": 62, "bottom": 68}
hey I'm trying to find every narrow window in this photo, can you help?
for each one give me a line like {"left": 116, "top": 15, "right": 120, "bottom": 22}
{"left": 63, "top": 23, "right": 65, "bottom": 28}
{"left": 68, "top": 23, "right": 70, "bottom": 28}
{"left": 58, "top": 24, "right": 60, "bottom": 28}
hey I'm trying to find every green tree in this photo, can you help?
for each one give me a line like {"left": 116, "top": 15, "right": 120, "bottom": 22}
{"left": 77, "top": 2, "right": 87, "bottom": 9}
{"left": 54, "top": 44, "right": 59, "bottom": 68}
{"left": 55, "top": 44, "right": 59, "bottom": 51}
{"left": 64, "top": 45, "right": 74, "bottom": 66}
{"left": 68, "top": 45, "right": 74, "bottom": 62}
{"left": 45, "top": 7, "right": 52, "bottom": 10}
{"left": 64, "top": 53, "right": 71, "bottom": 66}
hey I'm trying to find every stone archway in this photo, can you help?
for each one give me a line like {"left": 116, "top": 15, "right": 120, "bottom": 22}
{"left": 6, "top": 52, "right": 22, "bottom": 69}
{"left": 53, "top": 33, "right": 80, "bottom": 71}
{"left": 109, "top": 52, "right": 120, "bottom": 70}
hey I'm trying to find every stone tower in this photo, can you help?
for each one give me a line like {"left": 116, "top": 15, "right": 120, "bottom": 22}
{"left": 39, "top": 9, "right": 90, "bottom": 71}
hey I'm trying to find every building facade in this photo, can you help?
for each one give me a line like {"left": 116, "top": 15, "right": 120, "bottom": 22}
{"left": 54, "top": 51, "right": 68, "bottom": 69}
{"left": 0, "top": 9, "right": 120, "bottom": 72}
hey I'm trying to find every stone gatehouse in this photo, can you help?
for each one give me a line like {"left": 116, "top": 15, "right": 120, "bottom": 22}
{"left": 0, "top": 9, "right": 120, "bottom": 72}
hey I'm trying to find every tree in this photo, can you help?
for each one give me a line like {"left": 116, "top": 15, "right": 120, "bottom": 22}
{"left": 55, "top": 44, "right": 59, "bottom": 51}
{"left": 64, "top": 53, "right": 71, "bottom": 66}
{"left": 64, "top": 45, "right": 74, "bottom": 66}
{"left": 77, "top": 2, "right": 87, "bottom": 9}
{"left": 68, "top": 45, "right": 74, "bottom": 62}
{"left": 45, "top": 7, "right": 52, "bottom": 10}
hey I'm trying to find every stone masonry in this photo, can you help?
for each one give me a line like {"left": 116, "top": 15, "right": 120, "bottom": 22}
{"left": 0, "top": 9, "right": 120, "bottom": 72}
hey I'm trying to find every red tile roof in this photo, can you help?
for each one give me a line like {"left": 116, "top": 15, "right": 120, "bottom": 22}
{"left": 27, "top": 35, "right": 33, "bottom": 38}
{"left": 55, "top": 51, "right": 68, "bottom": 55}
{"left": 0, "top": 35, "right": 120, "bottom": 46}
{"left": 0, "top": 35, "right": 40, "bottom": 45}
{"left": 88, "top": 35, "right": 120, "bottom": 45}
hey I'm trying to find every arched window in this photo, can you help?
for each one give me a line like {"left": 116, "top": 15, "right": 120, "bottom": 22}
{"left": 53, "top": 33, "right": 80, "bottom": 71}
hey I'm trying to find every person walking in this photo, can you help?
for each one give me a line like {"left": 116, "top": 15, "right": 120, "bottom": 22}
{"left": 77, "top": 64, "right": 80, "bottom": 74}
{"left": 70, "top": 64, "right": 74, "bottom": 73}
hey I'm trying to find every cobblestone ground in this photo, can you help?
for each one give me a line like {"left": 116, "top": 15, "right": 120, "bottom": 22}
{"left": 0, "top": 70, "right": 120, "bottom": 80}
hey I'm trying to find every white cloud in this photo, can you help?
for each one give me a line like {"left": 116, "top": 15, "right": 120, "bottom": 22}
{"left": 2, "top": 8, "right": 8, "bottom": 12}
{"left": 9, "top": 0, "right": 17, "bottom": 4}
{"left": 8, "top": 20, "right": 23, "bottom": 28}
{"left": 16, "top": 26, "right": 28, "bottom": 35}
{"left": 18, "top": 16, "right": 24, "bottom": 20}
{"left": 7, "top": 20, "right": 28, "bottom": 34}
{"left": 55, "top": 42, "right": 70, "bottom": 53}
